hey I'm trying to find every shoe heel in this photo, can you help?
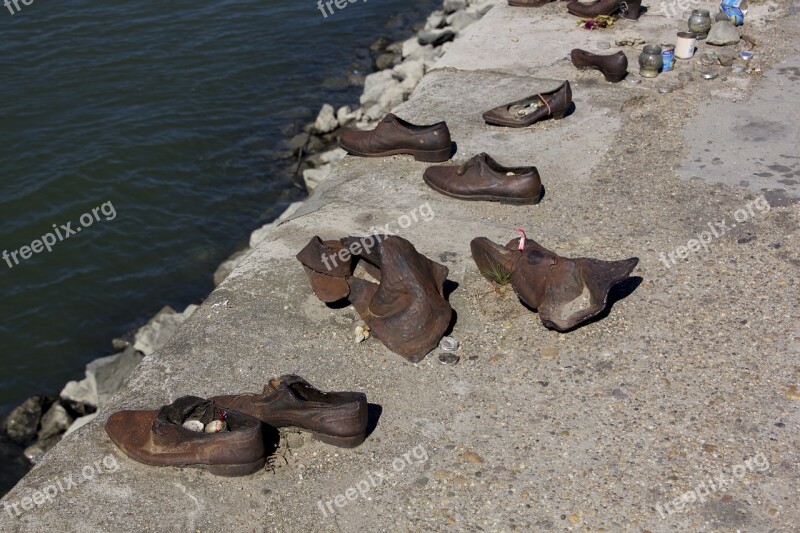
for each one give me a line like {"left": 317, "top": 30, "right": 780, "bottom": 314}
{"left": 206, "top": 457, "right": 266, "bottom": 477}
{"left": 552, "top": 110, "right": 568, "bottom": 120}
{"left": 412, "top": 146, "right": 452, "bottom": 163}
{"left": 313, "top": 432, "right": 367, "bottom": 449}
{"left": 622, "top": 0, "right": 641, "bottom": 19}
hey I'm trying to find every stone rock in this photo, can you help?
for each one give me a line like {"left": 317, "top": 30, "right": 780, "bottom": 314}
{"left": 369, "top": 35, "right": 391, "bottom": 54}
{"left": 111, "top": 338, "right": 131, "bottom": 351}
{"left": 214, "top": 248, "right": 250, "bottom": 287}
{"left": 60, "top": 378, "right": 96, "bottom": 410}
{"left": 24, "top": 433, "right": 62, "bottom": 464}
{"left": 303, "top": 165, "right": 332, "bottom": 192}
{"left": 133, "top": 306, "right": 187, "bottom": 356}
{"left": 363, "top": 104, "right": 386, "bottom": 121}
{"left": 313, "top": 104, "right": 338, "bottom": 134}
{"left": 467, "top": 0, "right": 495, "bottom": 16}
{"left": 393, "top": 59, "right": 426, "bottom": 92}
{"left": 425, "top": 10, "right": 446, "bottom": 29}
{"left": 89, "top": 347, "right": 145, "bottom": 407}
{"left": 374, "top": 52, "right": 400, "bottom": 70}
{"left": 64, "top": 413, "right": 97, "bottom": 436}
{"left": 402, "top": 37, "right": 423, "bottom": 59}
{"left": 417, "top": 29, "right": 455, "bottom": 46}
{"left": 706, "top": 20, "right": 740, "bottom": 46}
{"left": 360, "top": 70, "right": 396, "bottom": 107}
{"left": 37, "top": 403, "right": 72, "bottom": 441}
{"left": 386, "top": 40, "right": 404, "bottom": 54}
{"left": 305, "top": 134, "right": 325, "bottom": 154}
{"left": 443, "top": 0, "right": 467, "bottom": 13}
{"left": 61, "top": 347, "right": 145, "bottom": 411}
{"left": 377, "top": 83, "right": 404, "bottom": 111}
{"left": 249, "top": 201, "right": 304, "bottom": 248}
{"left": 405, "top": 43, "right": 439, "bottom": 69}
{"left": 447, "top": 10, "right": 480, "bottom": 32}
{"left": 2, "top": 396, "right": 43, "bottom": 446}
{"left": 284, "top": 132, "right": 310, "bottom": 154}
{"left": 336, "top": 105, "right": 354, "bottom": 127}
{"left": 319, "top": 147, "right": 347, "bottom": 164}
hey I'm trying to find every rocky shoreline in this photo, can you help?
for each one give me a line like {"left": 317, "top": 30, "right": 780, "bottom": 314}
{"left": 0, "top": 0, "right": 494, "bottom": 497}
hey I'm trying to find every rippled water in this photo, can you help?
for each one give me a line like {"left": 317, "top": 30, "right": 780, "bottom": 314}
{"left": 0, "top": 0, "right": 437, "bottom": 418}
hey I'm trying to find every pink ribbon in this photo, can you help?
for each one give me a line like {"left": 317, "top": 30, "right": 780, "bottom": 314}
{"left": 514, "top": 228, "right": 527, "bottom": 250}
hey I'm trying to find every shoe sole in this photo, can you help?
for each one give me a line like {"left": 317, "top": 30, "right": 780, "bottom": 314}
{"left": 423, "top": 174, "right": 541, "bottom": 205}
{"left": 262, "top": 418, "right": 368, "bottom": 449}
{"left": 574, "top": 65, "right": 626, "bottom": 83}
{"left": 313, "top": 432, "right": 367, "bottom": 448}
{"left": 114, "top": 451, "right": 266, "bottom": 477}
{"left": 340, "top": 142, "right": 451, "bottom": 163}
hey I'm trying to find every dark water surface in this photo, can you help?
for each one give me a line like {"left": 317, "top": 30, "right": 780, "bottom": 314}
{"left": 0, "top": 0, "right": 437, "bottom": 418}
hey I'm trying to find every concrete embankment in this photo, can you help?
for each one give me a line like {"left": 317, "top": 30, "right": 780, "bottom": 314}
{"left": 2, "top": 0, "right": 798, "bottom": 531}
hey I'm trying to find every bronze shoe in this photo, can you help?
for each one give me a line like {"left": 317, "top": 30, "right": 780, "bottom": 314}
{"left": 567, "top": 0, "right": 642, "bottom": 20}
{"left": 105, "top": 396, "right": 274, "bottom": 477}
{"left": 212, "top": 376, "right": 368, "bottom": 449}
{"left": 482, "top": 81, "right": 572, "bottom": 128}
{"left": 570, "top": 49, "right": 628, "bottom": 82}
{"left": 471, "top": 234, "right": 638, "bottom": 331}
{"left": 296, "top": 235, "right": 452, "bottom": 363}
{"left": 339, "top": 113, "right": 452, "bottom": 162}
{"left": 423, "top": 153, "right": 543, "bottom": 205}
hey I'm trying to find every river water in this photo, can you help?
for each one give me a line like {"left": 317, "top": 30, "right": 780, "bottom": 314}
{"left": 0, "top": 0, "right": 437, "bottom": 419}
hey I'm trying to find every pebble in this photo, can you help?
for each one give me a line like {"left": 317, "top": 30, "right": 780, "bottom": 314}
{"left": 462, "top": 451, "right": 485, "bottom": 464}
{"left": 539, "top": 346, "right": 559, "bottom": 358}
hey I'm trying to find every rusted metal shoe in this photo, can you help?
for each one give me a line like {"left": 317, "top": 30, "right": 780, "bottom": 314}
{"left": 339, "top": 113, "right": 453, "bottom": 162}
{"left": 105, "top": 396, "right": 275, "bottom": 476}
{"left": 482, "top": 81, "right": 572, "bottom": 128}
{"left": 470, "top": 233, "right": 638, "bottom": 331}
{"left": 423, "top": 153, "right": 543, "bottom": 205}
{"left": 570, "top": 49, "right": 628, "bottom": 82}
{"left": 567, "top": 0, "right": 642, "bottom": 20}
{"left": 297, "top": 235, "right": 452, "bottom": 362}
{"left": 212, "top": 375, "right": 369, "bottom": 449}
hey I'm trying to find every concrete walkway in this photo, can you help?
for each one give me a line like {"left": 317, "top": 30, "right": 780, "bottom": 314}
{"left": 2, "top": 1, "right": 798, "bottom": 531}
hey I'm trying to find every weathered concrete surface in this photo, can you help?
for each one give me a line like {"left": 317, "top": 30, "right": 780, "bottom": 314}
{"left": 678, "top": 56, "right": 800, "bottom": 202}
{"left": 2, "top": 1, "right": 799, "bottom": 532}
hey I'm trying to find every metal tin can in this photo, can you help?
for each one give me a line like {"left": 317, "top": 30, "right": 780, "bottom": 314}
{"left": 661, "top": 45, "right": 675, "bottom": 71}
{"left": 675, "top": 32, "right": 697, "bottom": 59}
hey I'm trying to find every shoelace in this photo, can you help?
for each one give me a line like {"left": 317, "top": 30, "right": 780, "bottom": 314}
{"left": 536, "top": 93, "right": 552, "bottom": 116}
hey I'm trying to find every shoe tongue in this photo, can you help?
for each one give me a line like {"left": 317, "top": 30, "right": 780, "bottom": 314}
{"left": 457, "top": 153, "right": 486, "bottom": 176}
{"left": 158, "top": 396, "right": 217, "bottom": 425}
{"left": 381, "top": 113, "right": 396, "bottom": 124}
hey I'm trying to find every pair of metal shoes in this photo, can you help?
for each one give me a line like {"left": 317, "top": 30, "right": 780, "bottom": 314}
{"left": 106, "top": 375, "right": 368, "bottom": 477}
{"left": 297, "top": 233, "right": 638, "bottom": 361}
